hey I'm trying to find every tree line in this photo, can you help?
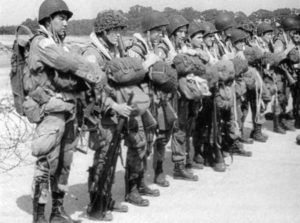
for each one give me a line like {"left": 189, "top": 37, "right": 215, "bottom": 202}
{"left": 0, "top": 5, "right": 299, "bottom": 35}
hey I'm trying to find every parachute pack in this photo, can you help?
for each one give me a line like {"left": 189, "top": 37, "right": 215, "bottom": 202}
{"left": 10, "top": 25, "right": 33, "bottom": 116}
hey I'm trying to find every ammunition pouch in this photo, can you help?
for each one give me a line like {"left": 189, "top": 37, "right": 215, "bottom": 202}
{"left": 157, "top": 99, "right": 178, "bottom": 131}
{"left": 141, "top": 109, "right": 157, "bottom": 130}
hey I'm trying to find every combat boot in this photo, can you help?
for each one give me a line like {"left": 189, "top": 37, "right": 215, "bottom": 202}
{"left": 185, "top": 162, "right": 204, "bottom": 172}
{"left": 280, "top": 118, "right": 296, "bottom": 131}
{"left": 273, "top": 115, "right": 286, "bottom": 134}
{"left": 230, "top": 140, "right": 252, "bottom": 157}
{"left": 251, "top": 124, "right": 267, "bottom": 142}
{"left": 213, "top": 147, "right": 226, "bottom": 172}
{"left": 213, "top": 161, "right": 226, "bottom": 172}
{"left": 154, "top": 161, "right": 170, "bottom": 187}
{"left": 33, "top": 180, "right": 48, "bottom": 223}
{"left": 202, "top": 144, "right": 215, "bottom": 167}
{"left": 193, "top": 153, "right": 204, "bottom": 165}
{"left": 295, "top": 117, "right": 300, "bottom": 129}
{"left": 87, "top": 210, "right": 113, "bottom": 222}
{"left": 173, "top": 162, "right": 198, "bottom": 181}
{"left": 240, "top": 134, "right": 254, "bottom": 144}
{"left": 125, "top": 178, "right": 149, "bottom": 207}
{"left": 50, "top": 192, "right": 76, "bottom": 223}
{"left": 138, "top": 173, "right": 160, "bottom": 197}
{"left": 33, "top": 203, "right": 47, "bottom": 223}
{"left": 240, "top": 126, "right": 254, "bottom": 144}
{"left": 111, "top": 201, "right": 128, "bottom": 213}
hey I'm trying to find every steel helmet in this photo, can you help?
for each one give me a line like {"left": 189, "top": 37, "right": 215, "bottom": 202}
{"left": 167, "top": 15, "right": 189, "bottom": 36}
{"left": 281, "top": 16, "right": 300, "bottom": 31}
{"left": 229, "top": 29, "right": 248, "bottom": 43}
{"left": 215, "top": 12, "right": 235, "bottom": 32}
{"left": 189, "top": 21, "right": 217, "bottom": 38}
{"left": 257, "top": 22, "right": 274, "bottom": 36}
{"left": 38, "top": 0, "right": 73, "bottom": 24}
{"left": 94, "top": 10, "right": 127, "bottom": 34}
{"left": 141, "top": 12, "right": 169, "bottom": 33}
{"left": 237, "top": 20, "right": 256, "bottom": 34}
{"left": 188, "top": 22, "right": 206, "bottom": 38}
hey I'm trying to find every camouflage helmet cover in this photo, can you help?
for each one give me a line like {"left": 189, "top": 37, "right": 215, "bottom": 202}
{"left": 167, "top": 15, "right": 189, "bottom": 36}
{"left": 38, "top": 0, "right": 73, "bottom": 24}
{"left": 141, "top": 12, "right": 169, "bottom": 33}
{"left": 237, "top": 20, "right": 255, "bottom": 34}
{"left": 94, "top": 10, "right": 127, "bottom": 34}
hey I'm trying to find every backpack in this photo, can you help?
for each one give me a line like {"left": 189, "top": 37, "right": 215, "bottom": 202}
{"left": 178, "top": 74, "right": 211, "bottom": 100}
{"left": 173, "top": 54, "right": 206, "bottom": 77}
{"left": 105, "top": 57, "right": 146, "bottom": 86}
{"left": 10, "top": 25, "right": 33, "bottom": 116}
{"left": 151, "top": 61, "right": 178, "bottom": 93}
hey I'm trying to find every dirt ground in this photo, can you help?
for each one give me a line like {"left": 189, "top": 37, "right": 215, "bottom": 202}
{"left": 1, "top": 52, "right": 300, "bottom": 223}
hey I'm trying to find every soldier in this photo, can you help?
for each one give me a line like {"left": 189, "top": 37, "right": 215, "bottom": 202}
{"left": 82, "top": 10, "right": 161, "bottom": 211}
{"left": 214, "top": 15, "right": 252, "bottom": 157}
{"left": 275, "top": 16, "right": 300, "bottom": 129}
{"left": 228, "top": 29, "right": 256, "bottom": 145}
{"left": 188, "top": 21, "right": 227, "bottom": 171}
{"left": 237, "top": 20, "right": 270, "bottom": 143}
{"left": 214, "top": 12, "right": 236, "bottom": 58}
{"left": 81, "top": 10, "right": 131, "bottom": 220}
{"left": 256, "top": 22, "right": 294, "bottom": 134}
{"left": 128, "top": 12, "right": 198, "bottom": 182}
{"left": 166, "top": 15, "right": 205, "bottom": 173}
{"left": 27, "top": 0, "right": 104, "bottom": 222}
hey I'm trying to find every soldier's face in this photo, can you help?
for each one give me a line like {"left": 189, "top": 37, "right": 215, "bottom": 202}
{"left": 234, "top": 40, "right": 246, "bottom": 51}
{"left": 290, "top": 30, "right": 300, "bottom": 44}
{"left": 174, "top": 26, "right": 188, "bottom": 44}
{"left": 204, "top": 34, "right": 214, "bottom": 47}
{"left": 106, "top": 27, "right": 122, "bottom": 45}
{"left": 51, "top": 13, "right": 68, "bottom": 39}
{"left": 262, "top": 31, "right": 274, "bottom": 43}
{"left": 190, "top": 32, "right": 204, "bottom": 48}
{"left": 149, "top": 27, "right": 163, "bottom": 45}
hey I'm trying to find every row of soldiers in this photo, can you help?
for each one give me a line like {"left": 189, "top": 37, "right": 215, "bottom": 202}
{"left": 20, "top": 0, "right": 300, "bottom": 222}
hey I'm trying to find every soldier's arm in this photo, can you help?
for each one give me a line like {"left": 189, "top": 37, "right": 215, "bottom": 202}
{"left": 35, "top": 37, "right": 100, "bottom": 84}
{"left": 83, "top": 47, "right": 132, "bottom": 116}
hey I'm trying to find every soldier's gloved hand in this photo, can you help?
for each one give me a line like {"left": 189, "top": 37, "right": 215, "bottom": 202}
{"left": 112, "top": 102, "right": 133, "bottom": 117}
{"left": 143, "top": 53, "right": 161, "bottom": 70}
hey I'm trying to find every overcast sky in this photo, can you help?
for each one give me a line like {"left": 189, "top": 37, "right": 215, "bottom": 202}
{"left": 0, "top": 0, "right": 299, "bottom": 26}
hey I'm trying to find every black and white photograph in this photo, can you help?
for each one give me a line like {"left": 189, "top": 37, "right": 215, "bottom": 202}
{"left": 0, "top": 0, "right": 300, "bottom": 222}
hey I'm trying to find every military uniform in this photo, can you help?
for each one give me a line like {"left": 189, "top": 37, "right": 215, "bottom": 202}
{"left": 28, "top": 1, "right": 102, "bottom": 222}
{"left": 82, "top": 11, "right": 155, "bottom": 213}
{"left": 255, "top": 23, "right": 290, "bottom": 134}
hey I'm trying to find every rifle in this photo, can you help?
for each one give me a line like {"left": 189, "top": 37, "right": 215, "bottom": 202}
{"left": 117, "top": 34, "right": 128, "bottom": 58}
{"left": 87, "top": 92, "right": 134, "bottom": 219}
{"left": 212, "top": 87, "right": 225, "bottom": 170}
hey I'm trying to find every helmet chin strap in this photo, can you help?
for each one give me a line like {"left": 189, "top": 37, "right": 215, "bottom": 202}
{"left": 49, "top": 17, "right": 64, "bottom": 45}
